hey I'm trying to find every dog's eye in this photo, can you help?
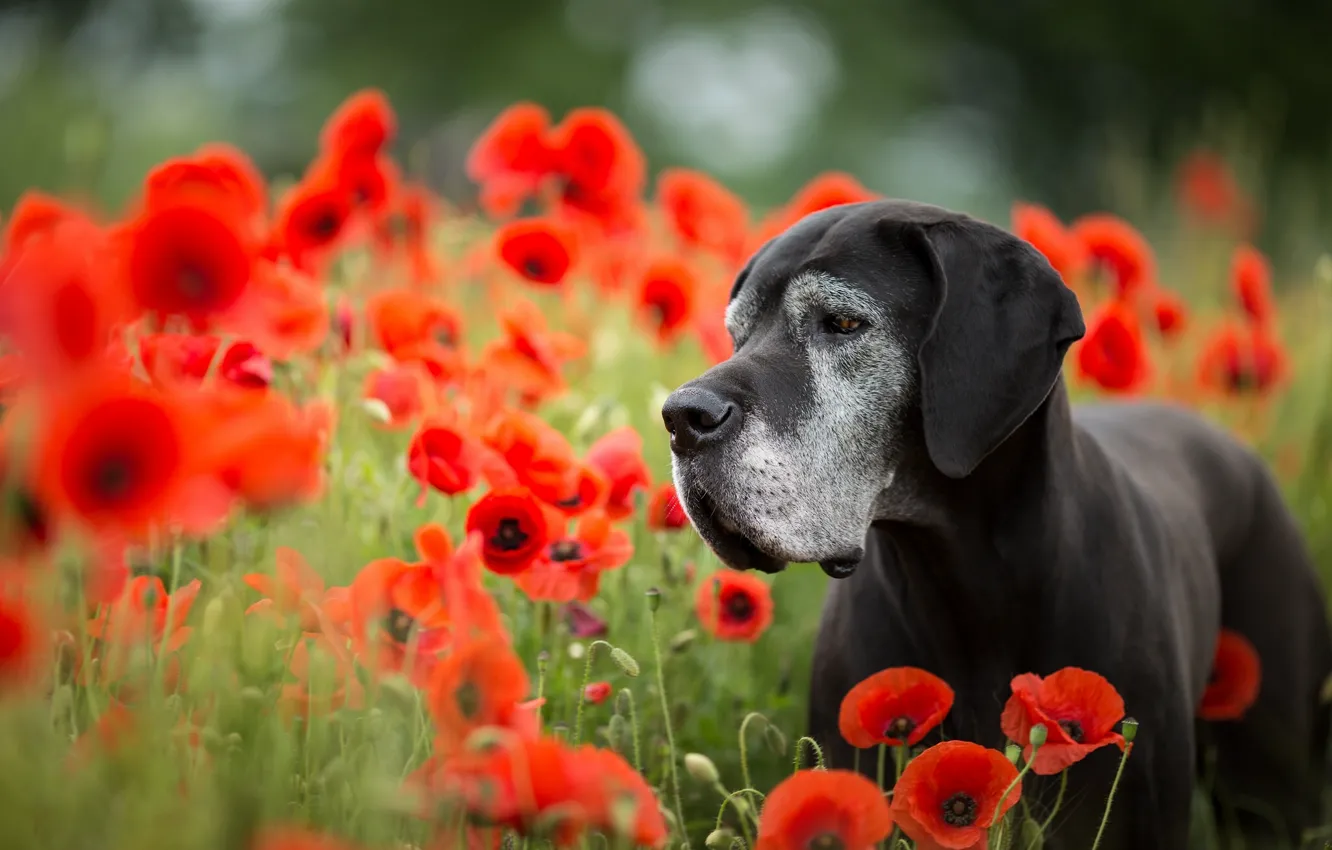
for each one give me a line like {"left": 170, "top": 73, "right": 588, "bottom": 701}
{"left": 824, "top": 315, "right": 864, "bottom": 335}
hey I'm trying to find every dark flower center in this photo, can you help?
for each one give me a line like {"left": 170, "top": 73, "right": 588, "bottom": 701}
{"left": 433, "top": 326, "right": 455, "bottom": 347}
{"left": 92, "top": 455, "right": 135, "bottom": 501}
{"left": 556, "top": 493, "right": 582, "bottom": 509}
{"left": 549, "top": 540, "right": 585, "bottom": 562}
{"left": 722, "top": 591, "right": 755, "bottom": 623}
{"left": 489, "top": 518, "right": 529, "bottom": 552}
{"left": 382, "top": 607, "right": 415, "bottom": 644}
{"left": 805, "top": 833, "right": 845, "bottom": 850}
{"left": 1058, "top": 719, "right": 1084, "bottom": 742}
{"left": 179, "top": 266, "right": 210, "bottom": 301}
{"left": 455, "top": 680, "right": 482, "bottom": 719}
{"left": 310, "top": 211, "right": 341, "bottom": 239}
{"left": 8, "top": 488, "right": 49, "bottom": 545}
{"left": 941, "top": 792, "right": 978, "bottom": 827}
{"left": 885, "top": 715, "right": 916, "bottom": 740}
{"left": 523, "top": 258, "right": 546, "bottom": 279}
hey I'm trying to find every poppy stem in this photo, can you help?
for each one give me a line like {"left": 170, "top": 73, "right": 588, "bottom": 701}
{"left": 1036, "top": 769, "right": 1069, "bottom": 840}
{"left": 572, "top": 639, "right": 611, "bottom": 746}
{"left": 1089, "top": 742, "right": 1134, "bottom": 850}
{"left": 876, "top": 743, "right": 887, "bottom": 791}
{"left": 894, "top": 744, "right": 906, "bottom": 783}
{"left": 737, "top": 712, "right": 767, "bottom": 794}
{"left": 993, "top": 731, "right": 1044, "bottom": 849}
{"left": 793, "top": 736, "right": 825, "bottom": 772}
{"left": 649, "top": 592, "right": 690, "bottom": 849}
{"left": 618, "top": 688, "right": 643, "bottom": 772}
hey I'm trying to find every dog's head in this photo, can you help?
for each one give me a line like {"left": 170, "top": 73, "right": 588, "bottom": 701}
{"left": 663, "top": 199, "right": 1085, "bottom": 578}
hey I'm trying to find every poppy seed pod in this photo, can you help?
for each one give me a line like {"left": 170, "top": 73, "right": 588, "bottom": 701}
{"left": 684, "top": 752, "right": 720, "bottom": 785}
{"left": 705, "top": 828, "right": 735, "bottom": 850}
{"left": 1029, "top": 722, "right": 1048, "bottom": 748}
{"left": 646, "top": 587, "right": 661, "bottom": 612}
{"left": 1005, "top": 743, "right": 1022, "bottom": 765}
{"left": 1122, "top": 717, "right": 1139, "bottom": 743}
{"left": 610, "top": 646, "right": 640, "bottom": 677}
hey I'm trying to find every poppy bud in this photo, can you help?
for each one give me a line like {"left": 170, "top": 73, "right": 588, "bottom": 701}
{"left": 684, "top": 752, "right": 720, "bottom": 785}
{"left": 610, "top": 646, "right": 640, "bottom": 677}
{"left": 764, "top": 724, "right": 788, "bottom": 756}
{"left": 1029, "top": 722, "right": 1048, "bottom": 749}
{"left": 615, "top": 688, "right": 633, "bottom": 715}
{"left": 551, "top": 723, "right": 569, "bottom": 741}
{"left": 202, "top": 594, "right": 228, "bottom": 639}
{"left": 646, "top": 587, "right": 662, "bottom": 612}
{"left": 537, "top": 651, "right": 550, "bottom": 676}
{"left": 1122, "top": 717, "right": 1139, "bottom": 743}
{"left": 706, "top": 829, "right": 735, "bottom": 850}
{"left": 609, "top": 795, "right": 641, "bottom": 841}
{"left": 361, "top": 397, "right": 393, "bottom": 424}
{"left": 608, "top": 714, "right": 629, "bottom": 753}
{"left": 670, "top": 629, "right": 697, "bottom": 653}
{"left": 226, "top": 732, "right": 243, "bottom": 750}
{"left": 239, "top": 686, "right": 266, "bottom": 708}
{"left": 1005, "top": 743, "right": 1022, "bottom": 765}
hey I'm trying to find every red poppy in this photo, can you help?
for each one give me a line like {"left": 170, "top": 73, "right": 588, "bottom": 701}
{"left": 1075, "top": 300, "right": 1151, "bottom": 394}
{"left": 583, "top": 681, "right": 612, "bottom": 705}
{"left": 278, "top": 630, "right": 365, "bottom": 716}
{"left": 1196, "top": 323, "right": 1287, "bottom": 396}
{"left": 466, "top": 102, "right": 556, "bottom": 218}
{"left": 1149, "top": 288, "right": 1188, "bottom": 338}
{"left": 87, "top": 576, "right": 200, "bottom": 664}
{"left": 0, "top": 590, "right": 42, "bottom": 690}
{"left": 636, "top": 256, "right": 698, "bottom": 344}
{"left": 838, "top": 667, "right": 955, "bottom": 749}
{"left": 320, "top": 88, "right": 396, "bottom": 160}
{"left": 243, "top": 546, "right": 348, "bottom": 636}
{"left": 32, "top": 367, "right": 216, "bottom": 537}
{"left": 363, "top": 362, "right": 433, "bottom": 430}
{"left": 416, "top": 527, "right": 507, "bottom": 644}
{"left": 431, "top": 737, "right": 666, "bottom": 848}
{"left": 366, "top": 287, "right": 463, "bottom": 356}
{"left": 272, "top": 176, "right": 352, "bottom": 274}
{"left": 646, "top": 483, "right": 689, "bottom": 531}
{"left": 1070, "top": 214, "right": 1155, "bottom": 297}
{"left": 549, "top": 108, "right": 647, "bottom": 218}
{"left": 143, "top": 143, "right": 268, "bottom": 226}
{"left": 585, "top": 426, "right": 650, "bottom": 520}
{"left": 695, "top": 570, "right": 774, "bottom": 642}
{"left": 755, "top": 172, "right": 879, "bottom": 245}
{"left": 656, "top": 168, "right": 749, "bottom": 262}
{"left": 408, "top": 422, "right": 512, "bottom": 504}
{"left": 550, "top": 463, "right": 609, "bottom": 517}
{"left": 119, "top": 189, "right": 258, "bottom": 330}
{"left": 755, "top": 769, "right": 894, "bottom": 850}
{"left": 482, "top": 408, "right": 581, "bottom": 505}
{"left": 1231, "top": 244, "right": 1275, "bottom": 327}
{"left": 1010, "top": 201, "right": 1088, "bottom": 286}
{"left": 695, "top": 293, "right": 735, "bottom": 365}
{"left": 891, "top": 740, "right": 1021, "bottom": 850}
{"left": 494, "top": 218, "right": 578, "bottom": 286}
{"left": 514, "top": 511, "right": 633, "bottom": 602}
{"left": 1176, "top": 150, "right": 1251, "bottom": 232}
{"left": 138, "top": 333, "right": 272, "bottom": 391}
{"left": 477, "top": 299, "right": 586, "bottom": 406}
{"left": 3, "top": 191, "right": 95, "bottom": 253}
{"left": 348, "top": 556, "right": 455, "bottom": 682}
{"left": 1199, "top": 628, "right": 1261, "bottom": 720}
{"left": 427, "top": 634, "right": 536, "bottom": 754}
{"left": 1000, "top": 667, "right": 1126, "bottom": 775}
{"left": 465, "top": 488, "right": 550, "bottom": 575}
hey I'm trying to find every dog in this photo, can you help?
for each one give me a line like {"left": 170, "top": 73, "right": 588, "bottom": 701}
{"left": 662, "top": 199, "right": 1332, "bottom": 849}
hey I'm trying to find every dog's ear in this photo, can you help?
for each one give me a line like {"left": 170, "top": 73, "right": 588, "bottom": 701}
{"left": 903, "top": 216, "right": 1085, "bottom": 479}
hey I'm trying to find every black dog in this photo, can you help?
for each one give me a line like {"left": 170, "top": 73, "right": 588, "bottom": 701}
{"left": 662, "top": 199, "right": 1332, "bottom": 849}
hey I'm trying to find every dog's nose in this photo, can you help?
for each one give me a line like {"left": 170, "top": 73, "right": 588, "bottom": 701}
{"left": 662, "top": 386, "right": 742, "bottom": 454}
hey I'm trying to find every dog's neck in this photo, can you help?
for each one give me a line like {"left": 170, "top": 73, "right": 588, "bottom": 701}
{"left": 869, "top": 376, "right": 1108, "bottom": 668}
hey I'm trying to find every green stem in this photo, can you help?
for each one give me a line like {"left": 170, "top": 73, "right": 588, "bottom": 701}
{"left": 713, "top": 784, "right": 756, "bottom": 848}
{"left": 793, "top": 737, "right": 825, "bottom": 772}
{"left": 572, "top": 640, "right": 611, "bottom": 747}
{"left": 1034, "top": 769, "right": 1069, "bottom": 844}
{"left": 619, "top": 688, "right": 643, "bottom": 773}
{"left": 649, "top": 600, "right": 690, "bottom": 849}
{"left": 876, "top": 743, "right": 888, "bottom": 790}
{"left": 1090, "top": 743, "right": 1134, "bottom": 850}
{"left": 738, "top": 712, "right": 766, "bottom": 793}
{"left": 894, "top": 744, "right": 906, "bottom": 783}
{"left": 992, "top": 743, "right": 1042, "bottom": 849}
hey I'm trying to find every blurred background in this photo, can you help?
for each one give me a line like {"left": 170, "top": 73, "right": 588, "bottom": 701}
{"left": 3, "top": 0, "right": 1332, "bottom": 270}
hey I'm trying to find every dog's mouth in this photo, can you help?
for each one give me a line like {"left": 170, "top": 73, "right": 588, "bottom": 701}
{"left": 682, "top": 484, "right": 862, "bottom": 579}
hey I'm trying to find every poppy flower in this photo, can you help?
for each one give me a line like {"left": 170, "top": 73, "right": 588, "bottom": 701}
{"left": 837, "top": 666, "right": 955, "bottom": 749}
{"left": 366, "top": 287, "right": 463, "bottom": 356}
{"left": 583, "top": 681, "right": 612, "bottom": 705}
{"left": 585, "top": 426, "right": 651, "bottom": 520}
{"left": 32, "top": 367, "right": 215, "bottom": 537}
{"left": 1075, "top": 300, "right": 1151, "bottom": 394}
{"left": 243, "top": 547, "right": 348, "bottom": 636}
{"left": 465, "top": 487, "right": 550, "bottom": 575}
{"left": 478, "top": 299, "right": 587, "bottom": 406}
{"left": 86, "top": 576, "right": 199, "bottom": 686}
{"left": 754, "top": 172, "right": 879, "bottom": 245}
{"left": 1149, "top": 288, "right": 1188, "bottom": 339}
{"left": 0, "top": 591, "right": 42, "bottom": 689}
{"left": 550, "top": 463, "right": 609, "bottom": 517}
{"left": 279, "top": 632, "right": 365, "bottom": 716}
{"left": 1010, "top": 202, "right": 1088, "bottom": 286}
{"left": 646, "top": 483, "right": 689, "bottom": 531}
{"left": 495, "top": 218, "right": 578, "bottom": 286}
{"left": 408, "top": 422, "right": 512, "bottom": 504}
{"left": 143, "top": 143, "right": 268, "bottom": 226}
{"left": 481, "top": 408, "right": 581, "bottom": 505}
{"left": 433, "top": 737, "right": 666, "bottom": 848}
{"left": 119, "top": 190, "right": 258, "bottom": 330}
{"left": 363, "top": 363, "right": 433, "bottom": 430}
{"left": 695, "top": 296, "right": 735, "bottom": 365}
{"left": 636, "top": 256, "right": 698, "bottom": 344}
{"left": 3, "top": 191, "right": 95, "bottom": 253}
{"left": 1070, "top": 214, "right": 1155, "bottom": 298}
{"left": 466, "top": 102, "right": 556, "bottom": 218}
{"left": 1199, "top": 628, "right": 1261, "bottom": 720}
{"left": 656, "top": 168, "right": 749, "bottom": 262}
{"left": 755, "top": 769, "right": 894, "bottom": 850}
{"left": 1000, "top": 667, "right": 1126, "bottom": 775}
{"left": 272, "top": 176, "right": 352, "bottom": 274}
{"left": 1176, "top": 150, "right": 1251, "bottom": 232}
{"left": 1231, "top": 244, "right": 1275, "bottom": 327}
{"left": 347, "top": 555, "right": 457, "bottom": 683}
{"left": 549, "top": 108, "right": 647, "bottom": 220}
{"left": 1196, "top": 323, "right": 1287, "bottom": 396}
{"left": 138, "top": 334, "right": 272, "bottom": 392}
{"left": 695, "top": 570, "right": 774, "bottom": 642}
{"left": 229, "top": 263, "right": 331, "bottom": 361}
{"left": 891, "top": 740, "right": 1021, "bottom": 850}
{"left": 427, "top": 634, "right": 535, "bottom": 753}
{"left": 320, "top": 88, "right": 396, "bottom": 160}
{"left": 514, "top": 511, "right": 633, "bottom": 602}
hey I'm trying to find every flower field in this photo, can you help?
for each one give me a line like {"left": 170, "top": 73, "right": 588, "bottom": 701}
{"left": 0, "top": 89, "right": 1329, "bottom": 850}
